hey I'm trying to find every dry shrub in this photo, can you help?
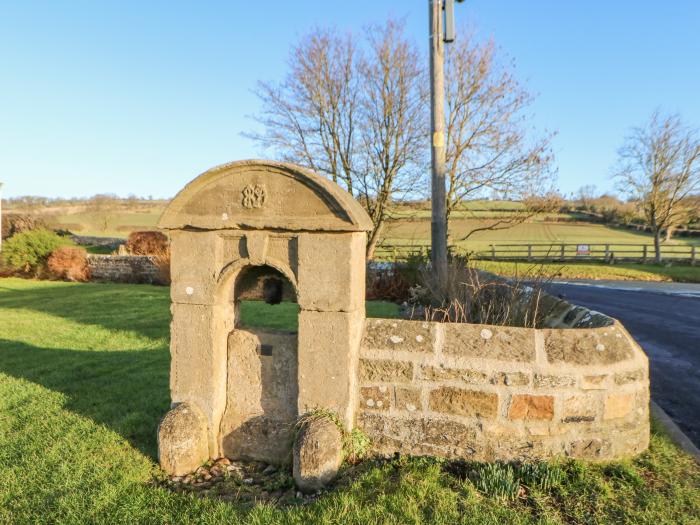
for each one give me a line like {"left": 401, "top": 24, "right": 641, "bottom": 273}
{"left": 125, "top": 230, "right": 169, "bottom": 255}
{"left": 124, "top": 231, "right": 171, "bottom": 285}
{"left": 47, "top": 246, "right": 91, "bottom": 282}
{"left": 409, "top": 255, "right": 557, "bottom": 328}
{"left": 366, "top": 263, "right": 415, "bottom": 302}
{"left": 1, "top": 213, "right": 48, "bottom": 240}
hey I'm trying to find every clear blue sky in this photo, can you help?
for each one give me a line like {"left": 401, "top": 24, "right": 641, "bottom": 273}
{"left": 1, "top": 1, "right": 699, "bottom": 199}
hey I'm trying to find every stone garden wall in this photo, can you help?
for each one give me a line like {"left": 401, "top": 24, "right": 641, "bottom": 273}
{"left": 87, "top": 254, "right": 159, "bottom": 283}
{"left": 356, "top": 317, "right": 649, "bottom": 461}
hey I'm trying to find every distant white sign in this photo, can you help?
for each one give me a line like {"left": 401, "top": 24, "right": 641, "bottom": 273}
{"left": 576, "top": 244, "right": 590, "bottom": 256}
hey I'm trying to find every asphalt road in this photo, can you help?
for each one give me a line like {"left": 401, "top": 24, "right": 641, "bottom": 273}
{"left": 544, "top": 281, "right": 700, "bottom": 448}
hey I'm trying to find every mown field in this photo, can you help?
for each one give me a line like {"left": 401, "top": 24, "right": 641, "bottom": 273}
{"left": 1, "top": 278, "right": 699, "bottom": 524}
{"left": 25, "top": 200, "right": 699, "bottom": 255}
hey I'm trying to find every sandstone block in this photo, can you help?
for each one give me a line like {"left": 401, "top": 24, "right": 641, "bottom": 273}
{"left": 158, "top": 403, "right": 209, "bottom": 476}
{"left": 357, "top": 413, "right": 480, "bottom": 459}
{"left": 361, "top": 319, "right": 434, "bottom": 353}
{"left": 360, "top": 359, "right": 413, "bottom": 383}
{"left": 169, "top": 302, "right": 229, "bottom": 451}
{"left": 490, "top": 371, "right": 531, "bottom": 387}
{"left": 394, "top": 386, "right": 421, "bottom": 412}
{"left": 562, "top": 394, "right": 598, "bottom": 423}
{"left": 568, "top": 438, "right": 611, "bottom": 459}
{"left": 293, "top": 418, "right": 343, "bottom": 493}
{"left": 360, "top": 386, "right": 391, "bottom": 411}
{"left": 581, "top": 374, "right": 608, "bottom": 390}
{"left": 170, "top": 231, "right": 222, "bottom": 305}
{"left": 443, "top": 324, "right": 536, "bottom": 362}
{"left": 297, "top": 232, "right": 365, "bottom": 312}
{"left": 614, "top": 369, "right": 646, "bottom": 385}
{"left": 419, "top": 365, "right": 488, "bottom": 384}
{"left": 298, "top": 310, "right": 363, "bottom": 428}
{"left": 534, "top": 374, "right": 576, "bottom": 388}
{"left": 428, "top": 387, "right": 498, "bottom": 419}
{"left": 220, "top": 329, "right": 298, "bottom": 464}
{"left": 604, "top": 393, "right": 635, "bottom": 420}
{"left": 508, "top": 394, "right": 554, "bottom": 421}
{"left": 544, "top": 325, "right": 634, "bottom": 365}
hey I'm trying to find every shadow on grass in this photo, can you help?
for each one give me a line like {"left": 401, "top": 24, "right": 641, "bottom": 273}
{"left": 0, "top": 281, "right": 171, "bottom": 340}
{"left": 0, "top": 338, "right": 170, "bottom": 459}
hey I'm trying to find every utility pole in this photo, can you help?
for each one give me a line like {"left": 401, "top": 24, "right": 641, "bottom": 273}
{"left": 430, "top": 0, "right": 463, "bottom": 282}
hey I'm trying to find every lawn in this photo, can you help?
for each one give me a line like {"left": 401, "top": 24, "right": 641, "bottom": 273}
{"left": 1, "top": 278, "right": 699, "bottom": 524}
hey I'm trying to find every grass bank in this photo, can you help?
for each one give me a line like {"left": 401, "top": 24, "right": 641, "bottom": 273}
{"left": 0, "top": 278, "right": 698, "bottom": 524}
{"left": 474, "top": 260, "right": 700, "bottom": 283}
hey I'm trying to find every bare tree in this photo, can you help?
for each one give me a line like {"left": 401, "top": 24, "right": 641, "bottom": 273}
{"left": 247, "top": 29, "right": 360, "bottom": 193}
{"left": 248, "top": 21, "right": 427, "bottom": 258}
{"left": 616, "top": 111, "right": 700, "bottom": 262}
{"left": 355, "top": 21, "right": 428, "bottom": 258}
{"left": 443, "top": 35, "right": 555, "bottom": 242}
{"left": 576, "top": 184, "right": 598, "bottom": 210}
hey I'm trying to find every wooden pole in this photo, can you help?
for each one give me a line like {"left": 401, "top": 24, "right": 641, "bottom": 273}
{"left": 429, "top": 0, "right": 448, "bottom": 284}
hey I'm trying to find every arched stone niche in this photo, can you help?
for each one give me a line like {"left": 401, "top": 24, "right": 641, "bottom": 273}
{"left": 157, "top": 160, "right": 372, "bottom": 473}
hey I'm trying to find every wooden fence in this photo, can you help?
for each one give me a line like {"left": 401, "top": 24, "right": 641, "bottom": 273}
{"left": 374, "top": 242, "right": 698, "bottom": 265}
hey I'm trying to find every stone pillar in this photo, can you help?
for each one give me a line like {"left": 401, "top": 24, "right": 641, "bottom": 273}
{"left": 296, "top": 232, "right": 366, "bottom": 429}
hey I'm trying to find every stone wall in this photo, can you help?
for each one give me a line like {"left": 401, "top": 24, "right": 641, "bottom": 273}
{"left": 356, "top": 318, "right": 649, "bottom": 462}
{"left": 87, "top": 254, "right": 159, "bottom": 283}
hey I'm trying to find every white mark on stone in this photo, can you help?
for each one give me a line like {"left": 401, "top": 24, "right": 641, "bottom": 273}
{"left": 596, "top": 343, "right": 606, "bottom": 352}
{"left": 185, "top": 286, "right": 194, "bottom": 296}
{"left": 366, "top": 399, "right": 375, "bottom": 407}
{"left": 391, "top": 323, "right": 398, "bottom": 328}
{"left": 421, "top": 323, "right": 429, "bottom": 329}
{"left": 416, "top": 335, "right": 424, "bottom": 343}
{"left": 406, "top": 403, "right": 417, "bottom": 412}
{"left": 221, "top": 212, "right": 229, "bottom": 221}
{"left": 390, "top": 335, "right": 404, "bottom": 344}
{"left": 376, "top": 401, "right": 384, "bottom": 408}
{"left": 615, "top": 333, "right": 622, "bottom": 338}
{"left": 480, "top": 328, "right": 493, "bottom": 340}
{"left": 379, "top": 386, "right": 388, "bottom": 393}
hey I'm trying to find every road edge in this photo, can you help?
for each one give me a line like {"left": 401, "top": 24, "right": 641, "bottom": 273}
{"left": 651, "top": 401, "right": 700, "bottom": 463}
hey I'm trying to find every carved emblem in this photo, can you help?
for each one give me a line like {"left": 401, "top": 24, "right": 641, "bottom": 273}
{"left": 241, "top": 184, "right": 266, "bottom": 209}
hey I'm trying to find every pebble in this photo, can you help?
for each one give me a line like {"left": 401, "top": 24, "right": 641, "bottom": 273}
{"left": 243, "top": 478, "right": 254, "bottom": 485}
{"left": 262, "top": 464, "right": 277, "bottom": 475}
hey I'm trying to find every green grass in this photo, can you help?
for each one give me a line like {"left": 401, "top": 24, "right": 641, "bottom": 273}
{"left": 1, "top": 278, "right": 699, "bottom": 524}
{"left": 475, "top": 260, "right": 700, "bottom": 283}
{"left": 382, "top": 219, "right": 699, "bottom": 254}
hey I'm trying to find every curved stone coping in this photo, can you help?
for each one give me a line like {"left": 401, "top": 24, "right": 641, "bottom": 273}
{"left": 537, "top": 291, "right": 614, "bottom": 329}
{"left": 357, "top": 318, "right": 649, "bottom": 462}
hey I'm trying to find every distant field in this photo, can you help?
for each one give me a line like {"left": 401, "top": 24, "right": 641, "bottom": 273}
{"left": 381, "top": 217, "right": 700, "bottom": 255}
{"left": 14, "top": 200, "right": 700, "bottom": 258}
{"left": 43, "top": 204, "right": 166, "bottom": 237}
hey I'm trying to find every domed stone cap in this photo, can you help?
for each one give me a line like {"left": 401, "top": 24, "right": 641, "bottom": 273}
{"left": 293, "top": 417, "right": 343, "bottom": 493}
{"left": 158, "top": 160, "right": 373, "bottom": 232}
{"left": 158, "top": 402, "right": 209, "bottom": 476}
